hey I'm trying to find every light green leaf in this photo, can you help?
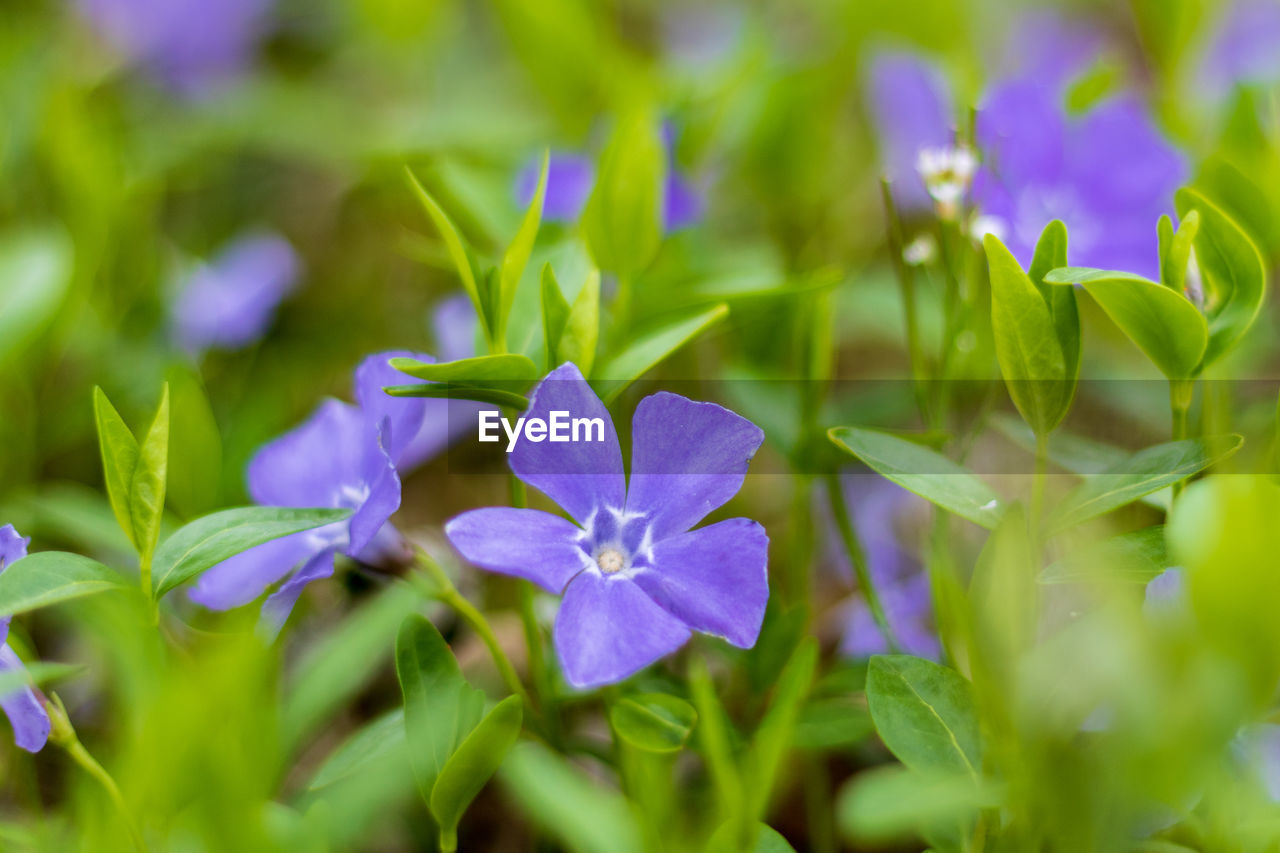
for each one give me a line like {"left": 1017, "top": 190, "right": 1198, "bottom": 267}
{"left": 307, "top": 710, "right": 406, "bottom": 790}
{"left": 395, "top": 615, "right": 486, "bottom": 805}
{"left": 406, "top": 167, "right": 487, "bottom": 338}
{"left": 1041, "top": 526, "right": 1168, "bottom": 584}
{"left": 498, "top": 151, "right": 547, "bottom": 342}
{"left": 559, "top": 269, "right": 600, "bottom": 376}
{"left": 383, "top": 383, "right": 529, "bottom": 410}
{"left": 837, "top": 764, "right": 997, "bottom": 845}
{"left": 793, "top": 696, "right": 875, "bottom": 751}
{"left": 610, "top": 692, "right": 697, "bottom": 753}
{"left": 747, "top": 638, "right": 817, "bottom": 819}
{"left": 1048, "top": 435, "right": 1242, "bottom": 532}
{"left": 541, "top": 263, "right": 571, "bottom": 369}
{"left": 705, "top": 822, "right": 798, "bottom": 853}
{"left": 1176, "top": 187, "right": 1267, "bottom": 367}
{"left": 969, "top": 506, "right": 1037, "bottom": 674}
{"left": 93, "top": 387, "right": 141, "bottom": 551}
{"left": 865, "top": 655, "right": 981, "bottom": 778}
{"left": 152, "top": 506, "right": 353, "bottom": 597}
{"left": 1044, "top": 266, "right": 1208, "bottom": 379}
{"left": 592, "top": 304, "right": 728, "bottom": 403}
{"left": 430, "top": 695, "right": 523, "bottom": 851}
{"left": 828, "top": 427, "right": 1005, "bottom": 529}
{"left": 985, "top": 232, "right": 1069, "bottom": 435}
{"left": 583, "top": 108, "right": 665, "bottom": 277}
{"left": 0, "top": 227, "right": 72, "bottom": 368}
{"left": 129, "top": 383, "right": 169, "bottom": 563}
{"left": 0, "top": 551, "right": 127, "bottom": 615}
{"left": 1028, "top": 220, "right": 1080, "bottom": 398}
{"left": 1159, "top": 210, "right": 1199, "bottom": 296}
{"left": 165, "top": 365, "right": 223, "bottom": 519}
{"left": 388, "top": 353, "right": 538, "bottom": 386}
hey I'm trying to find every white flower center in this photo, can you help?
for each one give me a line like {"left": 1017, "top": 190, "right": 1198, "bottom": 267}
{"left": 596, "top": 547, "right": 627, "bottom": 574}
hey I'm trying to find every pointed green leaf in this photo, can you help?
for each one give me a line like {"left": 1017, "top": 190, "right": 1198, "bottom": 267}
{"left": 610, "top": 692, "right": 697, "bottom": 754}
{"left": 165, "top": 365, "right": 222, "bottom": 519}
{"left": 0, "top": 551, "right": 126, "bottom": 615}
{"left": 152, "top": 506, "right": 354, "bottom": 597}
{"left": 498, "top": 151, "right": 547, "bottom": 341}
{"left": 129, "top": 383, "right": 169, "bottom": 562}
{"left": 1041, "top": 526, "right": 1168, "bottom": 584}
{"left": 430, "top": 695, "right": 523, "bottom": 850}
{"left": 592, "top": 304, "right": 728, "bottom": 403}
{"left": 558, "top": 269, "right": 600, "bottom": 376}
{"left": 406, "top": 168, "right": 486, "bottom": 337}
{"left": 383, "top": 383, "right": 529, "bottom": 410}
{"left": 828, "top": 427, "right": 1005, "bottom": 529}
{"left": 387, "top": 354, "right": 538, "bottom": 387}
{"left": 985, "top": 233, "right": 1069, "bottom": 435}
{"left": 93, "top": 387, "right": 141, "bottom": 550}
{"left": 1048, "top": 435, "right": 1242, "bottom": 533}
{"left": 583, "top": 108, "right": 665, "bottom": 277}
{"left": 1027, "top": 220, "right": 1080, "bottom": 390}
{"left": 395, "top": 615, "right": 486, "bottom": 805}
{"left": 747, "top": 638, "right": 817, "bottom": 819}
{"left": 1176, "top": 187, "right": 1267, "bottom": 367}
{"left": 307, "top": 709, "right": 406, "bottom": 791}
{"left": 865, "top": 655, "right": 981, "bottom": 778}
{"left": 541, "top": 263, "right": 571, "bottom": 369}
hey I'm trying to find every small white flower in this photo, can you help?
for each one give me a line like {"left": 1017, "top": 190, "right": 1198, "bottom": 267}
{"left": 915, "top": 144, "right": 977, "bottom": 220}
{"left": 903, "top": 234, "right": 937, "bottom": 266}
{"left": 969, "top": 214, "right": 1008, "bottom": 243}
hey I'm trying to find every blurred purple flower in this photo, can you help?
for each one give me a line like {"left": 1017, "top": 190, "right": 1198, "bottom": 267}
{"left": 446, "top": 363, "right": 768, "bottom": 688}
{"left": 172, "top": 231, "right": 300, "bottom": 355}
{"left": 836, "top": 477, "right": 940, "bottom": 661}
{"left": 76, "top": 0, "right": 276, "bottom": 96}
{"left": 1199, "top": 0, "right": 1280, "bottom": 102}
{"left": 996, "top": 11, "right": 1101, "bottom": 92}
{"left": 865, "top": 50, "right": 956, "bottom": 210}
{"left": 0, "top": 526, "right": 50, "bottom": 753}
{"left": 1244, "top": 724, "right": 1280, "bottom": 801}
{"left": 1143, "top": 567, "right": 1186, "bottom": 618}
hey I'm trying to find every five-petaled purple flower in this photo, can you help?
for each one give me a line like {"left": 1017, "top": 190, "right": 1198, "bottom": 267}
{"left": 172, "top": 231, "right": 300, "bottom": 355}
{"left": 0, "top": 526, "right": 50, "bottom": 753}
{"left": 75, "top": 0, "right": 277, "bottom": 96}
{"left": 445, "top": 363, "right": 769, "bottom": 688}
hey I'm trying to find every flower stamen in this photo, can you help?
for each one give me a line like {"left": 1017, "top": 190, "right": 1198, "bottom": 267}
{"left": 596, "top": 547, "right": 627, "bottom": 574}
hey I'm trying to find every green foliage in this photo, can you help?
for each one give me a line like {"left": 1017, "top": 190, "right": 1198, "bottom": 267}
{"left": 0, "top": 551, "right": 127, "bottom": 615}
{"left": 388, "top": 353, "right": 539, "bottom": 386}
{"left": 583, "top": 108, "right": 665, "bottom": 278}
{"left": 1040, "top": 526, "right": 1169, "bottom": 584}
{"left": 592, "top": 303, "right": 729, "bottom": 402}
{"left": 865, "top": 655, "right": 981, "bottom": 778}
{"left": 0, "top": 227, "right": 72, "bottom": 369}
{"left": 610, "top": 692, "right": 698, "bottom": 753}
{"left": 430, "top": 695, "right": 523, "bottom": 851}
{"left": 92, "top": 385, "right": 170, "bottom": 566}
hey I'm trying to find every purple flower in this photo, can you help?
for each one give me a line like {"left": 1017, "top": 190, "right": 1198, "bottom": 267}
{"left": 1143, "top": 567, "right": 1186, "bottom": 618}
{"left": 865, "top": 50, "right": 956, "bottom": 211}
{"left": 835, "top": 477, "right": 940, "bottom": 661}
{"left": 76, "top": 0, "right": 276, "bottom": 96}
{"left": 172, "top": 231, "right": 300, "bottom": 355}
{"left": 1199, "top": 0, "right": 1280, "bottom": 103}
{"left": 445, "top": 363, "right": 768, "bottom": 688}
{"left": 0, "top": 527, "right": 50, "bottom": 753}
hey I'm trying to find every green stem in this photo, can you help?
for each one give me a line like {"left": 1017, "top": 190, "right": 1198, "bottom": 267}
{"left": 880, "top": 179, "right": 930, "bottom": 424}
{"left": 825, "top": 474, "right": 898, "bottom": 651}
{"left": 1170, "top": 378, "right": 1194, "bottom": 499}
{"left": 1030, "top": 431, "right": 1049, "bottom": 543}
{"left": 412, "top": 548, "right": 532, "bottom": 710}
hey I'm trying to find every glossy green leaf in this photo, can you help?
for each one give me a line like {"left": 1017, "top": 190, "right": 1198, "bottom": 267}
{"left": 0, "top": 227, "right": 72, "bottom": 368}
{"left": 498, "top": 151, "right": 547, "bottom": 342}
{"left": 1048, "top": 435, "right": 1242, "bottom": 533}
{"left": 865, "top": 655, "right": 981, "bottom": 778}
{"left": 558, "top": 269, "right": 600, "bottom": 376}
{"left": 0, "top": 551, "right": 126, "bottom": 615}
{"left": 985, "top": 232, "right": 1070, "bottom": 435}
{"left": 129, "top": 383, "right": 169, "bottom": 563}
{"left": 430, "top": 695, "right": 523, "bottom": 851}
{"left": 406, "top": 167, "right": 486, "bottom": 337}
{"left": 165, "top": 365, "right": 222, "bottom": 519}
{"left": 1044, "top": 266, "right": 1208, "bottom": 379}
{"left": 387, "top": 353, "right": 538, "bottom": 386}
{"left": 592, "top": 303, "right": 728, "bottom": 403}
{"left": 828, "top": 427, "right": 1005, "bottom": 529}
{"left": 152, "top": 506, "right": 353, "bottom": 597}
{"left": 1041, "top": 526, "right": 1168, "bottom": 584}
{"left": 383, "top": 383, "right": 529, "bottom": 409}
{"left": 93, "top": 387, "right": 141, "bottom": 550}
{"left": 1176, "top": 187, "right": 1267, "bottom": 367}
{"left": 1028, "top": 220, "right": 1080, "bottom": 385}
{"left": 541, "top": 263, "right": 571, "bottom": 369}
{"left": 582, "top": 108, "right": 665, "bottom": 277}
{"left": 308, "top": 710, "right": 406, "bottom": 790}
{"left": 395, "top": 615, "right": 486, "bottom": 805}
{"left": 610, "top": 692, "right": 698, "bottom": 753}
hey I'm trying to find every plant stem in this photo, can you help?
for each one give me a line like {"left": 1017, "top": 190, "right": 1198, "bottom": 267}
{"left": 1030, "top": 431, "right": 1049, "bottom": 542}
{"left": 1170, "top": 378, "right": 1194, "bottom": 499}
{"left": 880, "top": 179, "right": 930, "bottom": 424}
{"left": 412, "top": 548, "right": 532, "bottom": 710}
{"left": 825, "top": 474, "right": 898, "bottom": 651}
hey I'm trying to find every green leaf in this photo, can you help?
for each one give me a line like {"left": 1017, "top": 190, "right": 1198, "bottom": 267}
{"left": 498, "top": 151, "right": 547, "bottom": 342}
{"left": 985, "top": 232, "right": 1070, "bottom": 435}
{"left": 1048, "top": 435, "right": 1242, "bottom": 533}
{"left": 610, "top": 692, "right": 698, "bottom": 753}
{"left": 837, "top": 764, "right": 997, "bottom": 845}
{"left": 165, "top": 365, "right": 222, "bottom": 519}
{"left": 387, "top": 354, "right": 538, "bottom": 386}
{"left": 151, "top": 506, "right": 353, "bottom": 597}
{"left": 0, "top": 551, "right": 126, "bottom": 615}
{"left": 559, "top": 269, "right": 600, "bottom": 376}
{"left": 395, "top": 615, "right": 486, "bottom": 805}
{"left": 1176, "top": 187, "right": 1268, "bottom": 367}
{"left": 541, "top": 263, "right": 571, "bottom": 369}
{"left": 0, "top": 661, "right": 86, "bottom": 696}
{"left": 592, "top": 304, "right": 729, "bottom": 403}
{"left": 383, "top": 383, "right": 529, "bottom": 410}
{"left": 307, "top": 710, "right": 406, "bottom": 790}
{"left": 689, "top": 656, "right": 746, "bottom": 830}
{"left": 0, "top": 227, "right": 73, "bottom": 368}
{"left": 705, "top": 822, "right": 798, "bottom": 853}
{"left": 583, "top": 108, "right": 665, "bottom": 277}
{"left": 969, "top": 506, "right": 1037, "bottom": 674}
{"left": 793, "top": 696, "right": 874, "bottom": 751}
{"left": 1041, "top": 526, "right": 1168, "bottom": 584}
{"left": 1044, "top": 266, "right": 1208, "bottom": 379}
{"left": 93, "top": 387, "right": 141, "bottom": 551}
{"left": 1159, "top": 210, "right": 1200, "bottom": 296}
{"left": 747, "top": 637, "right": 817, "bottom": 819}
{"left": 430, "top": 695, "right": 523, "bottom": 851}
{"left": 406, "top": 167, "right": 487, "bottom": 338}
{"left": 865, "top": 655, "right": 981, "bottom": 778}
{"left": 828, "top": 427, "right": 1005, "bottom": 529}
{"left": 130, "top": 383, "right": 170, "bottom": 563}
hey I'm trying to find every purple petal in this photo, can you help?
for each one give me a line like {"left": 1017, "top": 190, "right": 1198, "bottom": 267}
{"left": 1143, "top": 567, "right": 1186, "bottom": 618}
{"left": 354, "top": 351, "right": 439, "bottom": 466}
{"left": 1251, "top": 724, "right": 1280, "bottom": 801}
{"left": 345, "top": 419, "right": 401, "bottom": 557}
{"left": 865, "top": 50, "right": 954, "bottom": 210}
{"left": 189, "top": 530, "right": 324, "bottom": 610}
{"left": 625, "top": 392, "right": 764, "bottom": 540}
{"left": 247, "top": 399, "right": 373, "bottom": 509}
{"left": 634, "top": 518, "right": 768, "bottom": 648}
{"left": 432, "top": 294, "right": 479, "bottom": 364}
{"left": 509, "top": 363, "right": 625, "bottom": 525}
{"left": 0, "top": 645, "right": 49, "bottom": 753}
{"left": 259, "top": 548, "right": 336, "bottom": 638}
{"left": 976, "top": 78, "right": 1066, "bottom": 189}
{"left": 445, "top": 507, "right": 588, "bottom": 594}
{"left": 663, "top": 172, "right": 704, "bottom": 231}
{"left": 999, "top": 11, "right": 1102, "bottom": 91}
{"left": 172, "top": 231, "right": 299, "bottom": 353}
{"left": 554, "top": 572, "right": 691, "bottom": 689}
{"left": 1199, "top": 0, "right": 1280, "bottom": 102}
{"left": 517, "top": 153, "right": 595, "bottom": 223}
{"left": 0, "top": 525, "right": 30, "bottom": 570}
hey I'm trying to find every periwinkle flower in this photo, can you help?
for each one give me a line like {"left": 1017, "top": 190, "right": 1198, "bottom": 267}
{"left": 445, "top": 363, "right": 768, "bottom": 688}
{"left": 865, "top": 51, "right": 956, "bottom": 211}
{"left": 0, "top": 527, "right": 50, "bottom": 753}
{"left": 172, "top": 231, "right": 300, "bottom": 355}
